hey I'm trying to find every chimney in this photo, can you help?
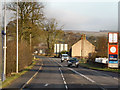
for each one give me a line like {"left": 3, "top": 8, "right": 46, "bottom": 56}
{"left": 81, "top": 34, "right": 86, "bottom": 40}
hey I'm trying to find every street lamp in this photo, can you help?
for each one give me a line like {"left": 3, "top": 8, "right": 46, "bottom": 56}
{"left": 2, "top": 0, "right": 7, "bottom": 81}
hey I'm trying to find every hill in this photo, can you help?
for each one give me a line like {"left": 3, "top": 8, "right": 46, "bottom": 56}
{"left": 63, "top": 30, "right": 108, "bottom": 37}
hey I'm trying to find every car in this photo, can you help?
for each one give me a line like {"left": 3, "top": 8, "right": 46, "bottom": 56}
{"left": 67, "top": 58, "right": 79, "bottom": 68}
{"left": 61, "top": 54, "right": 69, "bottom": 62}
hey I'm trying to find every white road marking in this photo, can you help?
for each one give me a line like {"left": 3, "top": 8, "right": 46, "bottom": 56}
{"left": 44, "top": 84, "right": 49, "bottom": 87}
{"left": 113, "top": 77, "right": 118, "bottom": 80}
{"left": 53, "top": 58, "right": 108, "bottom": 90}
{"left": 59, "top": 68, "right": 68, "bottom": 90}
{"left": 54, "top": 59, "right": 63, "bottom": 67}
{"left": 21, "top": 62, "right": 43, "bottom": 89}
{"left": 89, "top": 69, "right": 118, "bottom": 81}
{"left": 68, "top": 68, "right": 95, "bottom": 83}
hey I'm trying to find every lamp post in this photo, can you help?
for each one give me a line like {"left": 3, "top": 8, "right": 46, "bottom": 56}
{"left": 2, "top": 0, "right": 7, "bottom": 81}
{"left": 0, "top": 3, "right": 2, "bottom": 83}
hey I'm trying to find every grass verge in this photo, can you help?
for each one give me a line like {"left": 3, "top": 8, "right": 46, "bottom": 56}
{"left": 2, "top": 60, "right": 37, "bottom": 88}
{"left": 79, "top": 62, "right": 119, "bottom": 73}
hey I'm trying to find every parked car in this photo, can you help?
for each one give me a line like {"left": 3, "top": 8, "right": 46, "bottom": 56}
{"left": 67, "top": 58, "right": 79, "bottom": 68}
{"left": 61, "top": 54, "right": 69, "bottom": 62}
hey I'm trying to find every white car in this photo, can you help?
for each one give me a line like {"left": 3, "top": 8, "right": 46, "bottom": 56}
{"left": 61, "top": 54, "right": 69, "bottom": 62}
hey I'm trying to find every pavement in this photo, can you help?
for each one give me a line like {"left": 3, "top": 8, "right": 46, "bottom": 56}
{"left": 3, "top": 56, "right": 119, "bottom": 90}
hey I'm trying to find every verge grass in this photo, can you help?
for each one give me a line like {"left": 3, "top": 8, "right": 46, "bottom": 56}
{"left": 2, "top": 60, "right": 37, "bottom": 88}
{"left": 79, "top": 62, "right": 119, "bottom": 73}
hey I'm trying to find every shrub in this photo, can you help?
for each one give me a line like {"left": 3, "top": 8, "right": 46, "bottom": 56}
{"left": 6, "top": 40, "right": 32, "bottom": 76}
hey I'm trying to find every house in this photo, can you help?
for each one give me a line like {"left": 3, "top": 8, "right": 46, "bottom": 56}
{"left": 72, "top": 34, "right": 95, "bottom": 58}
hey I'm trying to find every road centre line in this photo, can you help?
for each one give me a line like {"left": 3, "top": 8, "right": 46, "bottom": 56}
{"left": 53, "top": 58, "right": 106, "bottom": 90}
{"left": 59, "top": 68, "right": 68, "bottom": 90}
{"left": 53, "top": 58, "right": 119, "bottom": 81}
{"left": 52, "top": 58, "right": 63, "bottom": 67}
{"left": 53, "top": 59, "right": 95, "bottom": 83}
{"left": 21, "top": 60, "right": 43, "bottom": 89}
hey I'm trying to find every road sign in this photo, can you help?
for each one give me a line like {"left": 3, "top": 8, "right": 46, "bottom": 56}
{"left": 109, "top": 61, "right": 118, "bottom": 64}
{"left": 108, "top": 32, "right": 119, "bottom": 68}
{"left": 109, "top": 54, "right": 118, "bottom": 60}
{"left": 108, "top": 33, "right": 118, "bottom": 43}
{"left": 109, "top": 45, "right": 118, "bottom": 55}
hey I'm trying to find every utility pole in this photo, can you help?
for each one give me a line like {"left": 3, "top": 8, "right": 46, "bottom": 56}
{"left": 2, "top": 0, "right": 7, "bottom": 81}
{"left": 0, "top": 2, "right": 2, "bottom": 83}
{"left": 30, "top": 33, "right": 32, "bottom": 51}
{"left": 16, "top": 0, "right": 19, "bottom": 73}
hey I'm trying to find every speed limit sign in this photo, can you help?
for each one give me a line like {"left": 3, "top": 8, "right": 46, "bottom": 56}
{"left": 109, "top": 45, "right": 118, "bottom": 54}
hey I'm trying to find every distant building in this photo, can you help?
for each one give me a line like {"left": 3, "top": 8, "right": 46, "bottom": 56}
{"left": 54, "top": 44, "right": 68, "bottom": 54}
{"left": 72, "top": 34, "right": 95, "bottom": 58}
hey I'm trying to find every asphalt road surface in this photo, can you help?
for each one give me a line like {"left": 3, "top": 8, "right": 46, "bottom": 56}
{"left": 5, "top": 56, "right": 119, "bottom": 90}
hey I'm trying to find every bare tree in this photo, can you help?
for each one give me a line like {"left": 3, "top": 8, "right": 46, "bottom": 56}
{"left": 7, "top": 2, "right": 45, "bottom": 41}
{"left": 96, "top": 36, "right": 108, "bottom": 57}
{"left": 43, "top": 18, "right": 64, "bottom": 55}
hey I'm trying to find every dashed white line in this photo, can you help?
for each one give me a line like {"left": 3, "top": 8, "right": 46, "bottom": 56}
{"left": 53, "top": 59, "right": 63, "bottom": 67}
{"left": 59, "top": 68, "right": 68, "bottom": 89}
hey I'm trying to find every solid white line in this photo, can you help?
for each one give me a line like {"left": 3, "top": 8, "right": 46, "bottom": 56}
{"left": 113, "top": 77, "right": 118, "bottom": 80}
{"left": 21, "top": 63, "right": 43, "bottom": 89}
{"left": 68, "top": 68, "right": 95, "bottom": 83}
{"left": 44, "top": 84, "right": 49, "bottom": 87}
{"left": 90, "top": 69, "right": 118, "bottom": 81}
{"left": 59, "top": 68, "right": 68, "bottom": 89}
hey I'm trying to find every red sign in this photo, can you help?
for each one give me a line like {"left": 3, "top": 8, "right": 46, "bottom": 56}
{"left": 109, "top": 45, "right": 118, "bottom": 54}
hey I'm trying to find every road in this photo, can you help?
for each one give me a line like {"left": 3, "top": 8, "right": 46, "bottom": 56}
{"left": 5, "top": 56, "right": 119, "bottom": 90}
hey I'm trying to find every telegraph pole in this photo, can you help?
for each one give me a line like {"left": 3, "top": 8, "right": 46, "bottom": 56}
{"left": 30, "top": 33, "right": 32, "bottom": 51}
{"left": 16, "top": 0, "right": 19, "bottom": 73}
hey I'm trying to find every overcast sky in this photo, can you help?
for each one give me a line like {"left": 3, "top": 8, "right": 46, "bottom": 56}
{"left": 44, "top": 1, "right": 118, "bottom": 31}
{"left": 0, "top": 0, "right": 119, "bottom": 31}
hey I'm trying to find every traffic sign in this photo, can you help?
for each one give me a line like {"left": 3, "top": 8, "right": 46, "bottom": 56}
{"left": 109, "top": 45, "right": 118, "bottom": 54}
{"left": 109, "top": 61, "right": 118, "bottom": 64}
{"left": 108, "top": 32, "right": 119, "bottom": 68}
{"left": 108, "top": 33, "right": 118, "bottom": 43}
{"left": 109, "top": 54, "right": 118, "bottom": 60}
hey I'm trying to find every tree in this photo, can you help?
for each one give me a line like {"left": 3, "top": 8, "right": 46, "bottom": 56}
{"left": 88, "top": 36, "right": 97, "bottom": 46}
{"left": 43, "top": 18, "right": 64, "bottom": 55}
{"left": 96, "top": 36, "right": 108, "bottom": 57}
{"left": 63, "top": 32, "right": 81, "bottom": 49}
{"left": 7, "top": 2, "right": 45, "bottom": 42}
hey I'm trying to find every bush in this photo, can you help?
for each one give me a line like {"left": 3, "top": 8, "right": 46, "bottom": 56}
{"left": 6, "top": 40, "right": 32, "bottom": 76}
